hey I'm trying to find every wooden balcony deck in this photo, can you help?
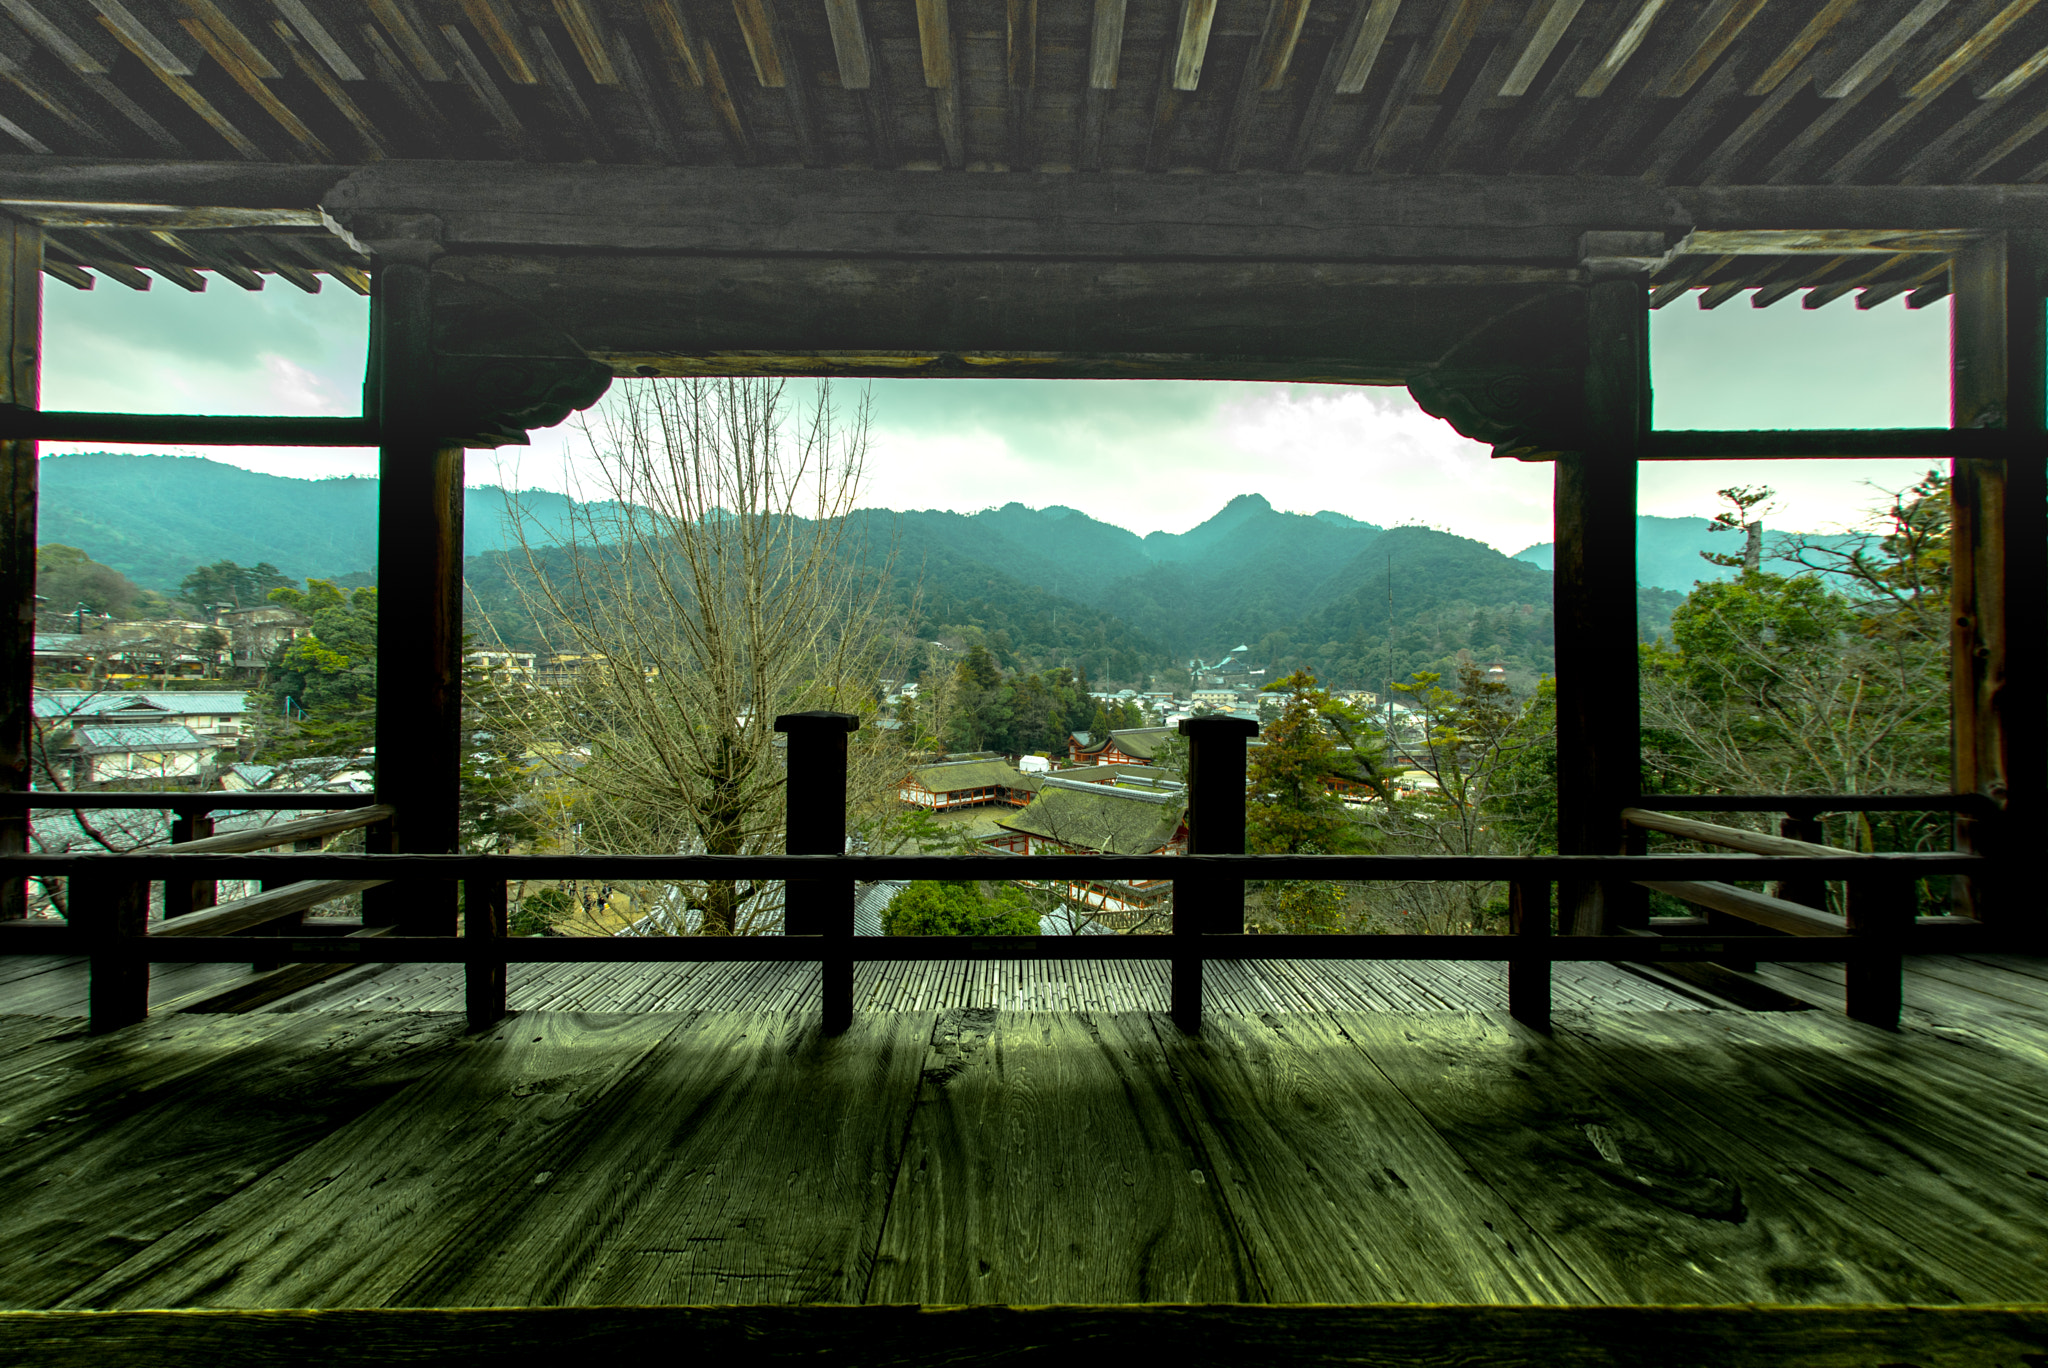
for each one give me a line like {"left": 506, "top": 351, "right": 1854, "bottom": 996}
{"left": 0, "top": 954, "right": 2043, "bottom": 1317}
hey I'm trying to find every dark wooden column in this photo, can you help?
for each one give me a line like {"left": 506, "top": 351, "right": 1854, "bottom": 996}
{"left": 0, "top": 215, "right": 35, "bottom": 922}
{"left": 1950, "top": 232, "right": 2047, "bottom": 929}
{"left": 776, "top": 710, "right": 860, "bottom": 1032}
{"left": 1556, "top": 233, "right": 1655, "bottom": 936}
{"left": 1173, "top": 715, "right": 1258, "bottom": 1032}
{"left": 366, "top": 243, "right": 464, "bottom": 935}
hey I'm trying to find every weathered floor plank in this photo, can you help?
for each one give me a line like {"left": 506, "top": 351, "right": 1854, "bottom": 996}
{"left": 1332, "top": 1010, "right": 1967, "bottom": 1304}
{"left": 1147, "top": 1011, "right": 1596, "bottom": 1303}
{"left": 1547, "top": 1009, "right": 2048, "bottom": 1303}
{"left": 869, "top": 1010, "right": 1261, "bottom": 1304}
{"left": 0, "top": 1012, "right": 470, "bottom": 1307}
{"left": 61, "top": 1012, "right": 687, "bottom": 1309}
{"left": 398, "top": 1010, "right": 934, "bottom": 1307}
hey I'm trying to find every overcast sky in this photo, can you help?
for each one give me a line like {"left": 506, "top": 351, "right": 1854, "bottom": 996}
{"left": 40, "top": 276, "right": 1953, "bottom": 556}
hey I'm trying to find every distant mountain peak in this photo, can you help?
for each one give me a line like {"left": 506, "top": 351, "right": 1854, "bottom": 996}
{"left": 1221, "top": 493, "right": 1273, "bottom": 513}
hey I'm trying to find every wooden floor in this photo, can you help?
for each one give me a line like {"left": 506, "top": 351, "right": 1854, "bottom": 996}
{"left": 0, "top": 951, "right": 1726, "bottom": 1018}
{"left": 0, "top": 954, "right": 2043, "bottom": 1310}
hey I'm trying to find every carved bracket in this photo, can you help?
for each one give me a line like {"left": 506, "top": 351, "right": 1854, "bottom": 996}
{"left": 1408, "top": 368, "right": 1586, "bottom": 461}
{"left": 426, "top": 270, "right": 612, "bottom": 448}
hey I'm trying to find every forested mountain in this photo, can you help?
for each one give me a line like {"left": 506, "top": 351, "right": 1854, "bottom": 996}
{"left": 1513, "top": 514, "right": 1857, "bottom": 593}
{"left": 40, "top": 452, "right": 1698, "bottom": 689}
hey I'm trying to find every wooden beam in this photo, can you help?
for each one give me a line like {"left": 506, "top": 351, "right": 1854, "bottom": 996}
{"left": 1623, "top": 806, "right": 1860, "bottom": 858}
{"left": 731, "top": 0, "right": 822, "bottom": 167}
{"left": 1415, "top": 0, "right": 1492, "bottom": 96}
{"left": 915, "top": 0, "right": 964, "bottom": 167}
{"left": 1820, "top": 0, "right": 1947, "bottom": 97}
{"left": 1498, "top": 0, "right": 1583, "bottom": 96}
{"left": 1635, "top": 879, "right": 1850, "bottom": 937}
{"left": 369, "top": 251, "right": 463, "bottom": 936}
{"left": 151, "top": 878, "right": 388, "bottom": 939}
{"left": 271, "top": 20, "right": 391, "bottom": 158}
{"left": 457, "top": 0, "right": 538, "bottom": 83}
{"left": 1556, "top": 232, "right": 1651, "bottom": 936}
{"left": 1219, "top": 0, "right": 1309, "bottom": 170}
{"left": 270, "top": 0, "right": 367, "bottom": 81}
{"left": 1655, "top": 0, "right": 1767, "bottom": 97}
{"left": 820, "top": 0, "right": 891, "bottom": 166}
{"left": 1906, "top": 0, "right": 2045, "bottom": 97}
{"left": 1576, "top": 0, "right": 1670, "bottom": 97}
{"left": 99, "top": 15, "right": 264, "bottom": 160}
{"left": 440, "top": 24, "right": 528, "bottom": 145}
{"left": 1079, "top": 0, "right": 1124, "bottom": 169}
{"left": 639, "top": 0, "right": 757, "bottom": 164}
{"left": 1007, "top": 0, "right": 1036, "bottom": 170}
{"left": 364, "top": 0, "right": 449, "bottom": 81}
{"left": 1949, "top": 232, "right": 2047, "bottom": 927}
{"left": 180, "top": 17, "right": 333, "bottom": 160}
{"left": 0, "top": 214, "right": 30, "bottom": 922}
{"left": 552, "top": 0, "right": 619, "bottom": 84}
{"left": 1172, "top": 0, "right": 1218, "bottom": 90}
{"left": 165, "top": 804, "right": 396, "bottom": 855}
{"left": 527, "top": 23, "right": 610, "bottom": 156}
{"left": 1334, "top": 0, "right": 1402, "bottom": 93}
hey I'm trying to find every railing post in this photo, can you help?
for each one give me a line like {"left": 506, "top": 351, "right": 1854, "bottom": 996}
{"left": 775, "top": 710, "right": 859, "bottom": 1033}
{"left": 465, "top": 875, "right": 508, "bottom": 1029}
{"left": 1508, "top": 877, "right": 1550, "bottom": 1030}
{"left": 1174, "top": 716, "right": 1258, "bottom": 1034}
{"left": 163, "top": 809, "right": 216, "bottom": 919}
{"left": 72, "top": 871, "right": 148, "bottom": 1033}
{"left": 1845, "top": 874, "right": 1912, "bottom": 1029}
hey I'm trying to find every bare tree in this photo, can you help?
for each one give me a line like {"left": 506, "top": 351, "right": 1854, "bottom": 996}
{"left": 505, "top": 378, "right": 903, "bottom": 935}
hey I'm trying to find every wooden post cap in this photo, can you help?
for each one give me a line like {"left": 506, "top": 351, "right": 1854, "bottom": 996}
{"left": 1176, "top": 717, "right": 1260, "bottom": 738}
{"left": 772, "top": 711, "right": 860, "bottom": 733}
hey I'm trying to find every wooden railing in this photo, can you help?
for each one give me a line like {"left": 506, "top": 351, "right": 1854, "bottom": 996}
{"left": 0, "top": 732, "right": 2009, "bottom": 1038}
{"left": 0, "top": 791, "right": 390, "bottom": 1013}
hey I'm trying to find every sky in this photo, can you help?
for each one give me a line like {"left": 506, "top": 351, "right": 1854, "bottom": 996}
{"left": 39, "top": 275, "right": 1956, "bottom": 556}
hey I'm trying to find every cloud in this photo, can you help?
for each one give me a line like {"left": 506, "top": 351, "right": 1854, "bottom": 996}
{"left": 33, "top": 279, "right": 1953, "bottom": 553}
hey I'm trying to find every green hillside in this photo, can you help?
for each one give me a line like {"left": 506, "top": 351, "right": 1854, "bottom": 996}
{"left": 38, "top": 451, "right": 1697, "bottom": 691}
{"left": 1512, "top": 514, "right": 1858, "bottom": 593}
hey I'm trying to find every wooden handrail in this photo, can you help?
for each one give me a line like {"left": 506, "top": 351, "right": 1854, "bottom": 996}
{"left": 1635, "top": 879, "right": 1850, "bottom": 937}
{"left": 1622, "top": 807, "right": 1867, "bottom": 859}
{"left": 151, "top": 879, "right": 388, "bottom": 939}
{"left": 1649, "top": 793, "right": 1992, "bottom": 816}
{"left": 155, "top": 804, "right": 395, "bottom": 855}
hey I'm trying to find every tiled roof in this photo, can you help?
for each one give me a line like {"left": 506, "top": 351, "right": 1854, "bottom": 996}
{"left": 906, "top": 759, "right": 1030, "bottom": 793}
{"left": 35, "top": 690, "right": 248, "bottom": 719}
{"left": 73, "top": 724, "right": 215, "bottom": 753}
{"left": 1104, "top": 728, "right": 1175, "bottom": 761}
{"left": 1001, "top": 783, "right": 1186, "bottom": 856}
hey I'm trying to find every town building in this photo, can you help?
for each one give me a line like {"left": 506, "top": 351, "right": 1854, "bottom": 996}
{"left": 984, "top": 777, "right": 1187, "bottom": 926}
{"left": 897, "top": 758, "right": 1037, "bottom": 812}
{"left": 1068, "top": 726, "right": 1175, "bottom": 766}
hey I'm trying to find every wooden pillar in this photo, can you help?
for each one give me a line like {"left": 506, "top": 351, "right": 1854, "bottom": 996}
{"left": 776, "top": 710, "right": 859, "bottom": 1032}
{"left": 1950, "top": 232, "right": 2047, "bottom": 929}
{"left": 0, "top": 215, "right": 36, "bottom": 922}
{"left": 75, "top": 872, "right": 148, "bottom": 1032}
{"left": 1844, "top": 874, "right": 1911, "bottom": 1029}
{"left": 464, "top": 875, "right": 508, "bottom": 1029}
{"left": 1173, "top": 715, "right": 1257, "bottom": 1033}
{"left": 1508, "top": 876, "right": 1550, "bottom": 1030}
{"left": 1556, "top": 233, "right": 1655, "bottom": 936}
{"left": 366, "top": 246, "right": 464, "bottom": 936}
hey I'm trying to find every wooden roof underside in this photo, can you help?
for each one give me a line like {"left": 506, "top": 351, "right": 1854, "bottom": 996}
{"left": 2, "top": 0, "right": 2045, "bottom": 308}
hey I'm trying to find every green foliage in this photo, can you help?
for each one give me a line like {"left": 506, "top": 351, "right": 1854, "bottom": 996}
{"left": 881, "top": 880, "right": 1042, "bottom": 936}
{"left": 37, "top": 544, "right": 150, "bottom": 620}
{"left": 1247, "top": 669, "right": 1378, "bottom": 856}
{"left": 1484, "top": 675, "right": 1559, "bottom": 853}
{"left": 179, "top": 559, "right": 295, "bottom": 610}
{"left": 512, "top": 886, "right": 573, "bottom": 936}
{"left": 262, "top": 580, "right": 378, "bottom": 762}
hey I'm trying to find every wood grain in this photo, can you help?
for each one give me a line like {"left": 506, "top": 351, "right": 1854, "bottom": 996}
{"left": 1146, "top": 1011, "right": 1594, "bottom": 1302}
{"left": 400, "top": 1010, "right": 930, "bottom": 1305}
{"left": 63, "top": 1012, "right": 680, "bottom": 1309}
{"left": 1334, "top": 1010, "right": 1964, "bottom": 1303}
{"left": 869, "top": 1009, "right": 1258, "bottom": 1303}
{"left": 0, "top": 1012, "right": 467, "bottom": 1306}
